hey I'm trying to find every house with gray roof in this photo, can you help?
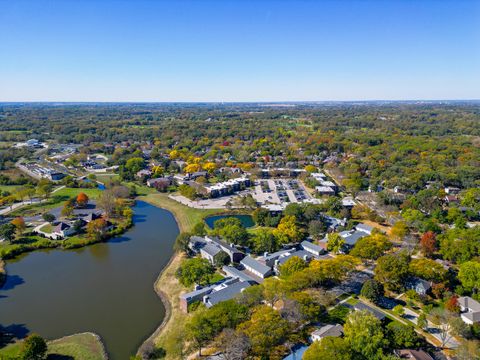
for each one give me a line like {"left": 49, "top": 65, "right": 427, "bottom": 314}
{"left": 339, "top": 229, "right": 368, "bottom": 247}
{"left": 301, "top": 240, "right": 326, "bottom": 257}
{"left": 356, "top": 223, "right": 374, "bottom": 235}
{"left": 223, "top": 265, "right": 258, "bottom": 284}
{"left": 275, "top": 250, "right": 312, "bottom": 269}
{"left": 208, "top": 236, "right": 245, "bottom": 263}
{"left": 261, "top": 248, "right": 296, "bottom": 267}
{"left": 180, "top": 277, "right": 245, "bottom": 312}
{"left": 200, "top": 243, "right": 224, "bottom": 264}
{"left": 407, "top": 277, "right": 432, "bottom": 296}
{"left": 459, "top": 296, "right": 480, "bottom": 324}
{"left": 204, "top": 280, "right": 251, "bottom": 308}
{"left": 188, "top": 235, "right": 245, "bottom": 264}
{"left": 241, "top": 256, "right": 273, "bottom": 278}
{"left": 310, "top": 324, "right": 344, "bottom": 342}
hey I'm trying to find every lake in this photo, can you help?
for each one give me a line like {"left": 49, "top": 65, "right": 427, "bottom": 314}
{"left": 0, "top": 201, "right": 179, "bottom": 360}
{"left": 204, "top": 214, "right": 254, "bottom": 228}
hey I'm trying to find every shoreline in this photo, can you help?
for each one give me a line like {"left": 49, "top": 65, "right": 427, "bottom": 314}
{"left": 48, "top": 332, "right": 109, "bottom": 360}
{"left": 136, "top": 194, "right": 185, "bottom": 359}
{"left": 137, "top": 193, "right": 220, "bottom": 359}
{"left": 0, "top": 259, "right": 6, "bottom": 288}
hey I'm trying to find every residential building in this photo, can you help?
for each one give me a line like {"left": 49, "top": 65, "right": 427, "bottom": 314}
{"left": 310, "top": 324, "right": 343, "bottom": 342}
{"left": 406, "top": 277, "right": 432, "bottom": 296}
{"left": 241, "top": 256, "right": 273, "bottom": 278}
{"left": 315, "top": 186, "right": 335, "bottom": 195}
{"left": 203, "top": 280, "right": 251, "bottom": 308}
{"left": 459, "top": 296, "right": 480, "bottom": 324}
{"left": 301, "top": 240, "right": 326, "bottom": 257}
{"left": 222, "top": 265, "right": 258, "bottom": 284}
{"left": 179, "top": 277, "right": 247, "bottom": 312}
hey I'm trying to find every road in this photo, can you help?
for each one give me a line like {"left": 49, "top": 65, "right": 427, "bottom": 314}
{"left": 0, "top": 186, "right": 65, "bottom": 216}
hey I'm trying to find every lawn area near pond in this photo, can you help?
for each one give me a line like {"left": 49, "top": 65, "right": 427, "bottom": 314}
{"left": 138, "top": 192, "right": 220, "bottom": 233}
{"left": 9, "top": 187, "right": 103, "bottom": 217}
{"left": 0, "top": 332, "right": 107, "bottom": 360}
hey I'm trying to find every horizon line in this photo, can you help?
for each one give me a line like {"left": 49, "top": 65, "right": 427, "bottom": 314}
{"left": 1, "top": 99, "right": 479, "bottom": 104}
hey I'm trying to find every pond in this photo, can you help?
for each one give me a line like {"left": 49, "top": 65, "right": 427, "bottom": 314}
{"left": 0, "top": 201, "right": 179, "bottom": 360}
{"left": 204, "top": 214, "right": 255, "bottom": 228}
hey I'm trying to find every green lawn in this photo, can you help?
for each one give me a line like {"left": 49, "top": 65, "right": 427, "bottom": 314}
{"left": 9, "top": 187, "right": 103, "bottom": 217}
{"left": 0, "top": 333, "right": 107, "bottom": 360}
{"left": 138, "top": 192, "right": 220, "bottom": 233}
{"left": 53, "top": 187, "right": 103, "bottom": 200}
{"left": 0, "top": 185, "right": 20, "bottom": 192}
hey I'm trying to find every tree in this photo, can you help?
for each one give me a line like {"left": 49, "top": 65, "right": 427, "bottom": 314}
{"left": 391, "top": 220, "right": 408, "bottom": 241}
{"left": 97, "top": 189, "right": 116, "bottom": 217}
{"left": 124, "top": 157, "right": 145, "bottom": 179}
{"left": 327, "top": 233, "right": 345, "bottom": 254}
{"left": 374, "top": 252, "right": 410, "bottom": 291}
{"left": 251, "top": 228, "right": 277, "bottom": 254}
{"left": 178, "top": 184, "right": 197, "bottom": 200}
{"left": 21, "top": 334, "right": 47, "bottom": 360}
{"left": 215, "top": 328, "right": 250, "bottom": 360}
{"left": 344, "top": 310, "right": 385, "bottom": 359}
{"left": 360, "top": 279, "right": 384, "bottom": 303}
{"left": 176, "top": 257, "right": 214, "bottom": 286}
{"left": 61, "top": 201, "right": 74, "bottom": 218}
{"left": 214, "top": 251, "right": 230, "bottom": 267}
{"left": 303, "top": 337, "right": 352, "bottom": 360}
{"left": 273, "top": 215, "right": 303, "bottom": 244}
{"left": 308, "top": 220, "right": 325, "bottom": 240}
{"left": 11, "top": 217, "right": 26, "bottom": 237}
{"left": 187, "top": 300, "right": 249, "bottom": 356}
{"left": 431, "top": 309, "right": 466, "bottom": 348}
{"left": 174, "top": 232, "right": 191, "bottom": 252}
{"left": 213, "top": 218, "right": 249, "bottom": 246}
{"left": 203, "top": 162, "right": 216, "bottom": 173}
{"left": 262, "top": 277, "right": 285, "bottom": 306}
{"left": 237, "top": 306, "right": 290, "bottom": 358}
{"left": 445, "top": 295, "right": 460, "bottom": 313}
{"left": 420, "top": 231, "right": 437, "bottom": 257}
{"left": 386, "top": 322, "right": 419, "bottom": 349}
{"left": 36, "top": 180, "right": 53, "bottom": 199}
{"left": 278, "top": 256, "right": 307, "bottom": 278}
{"left": 0, "top": 223, "right": 16, "bottom": 242}
{"left": 289, "top": 291, "right": 326, "bottom": 321}
{"left": 304, "top": 165, "right": 317, "bottom": 173}
{"left": 455, "top": 340, "right": 480, "bottom": 360}
{"left": 86, "top": 218, "right": 108, "bottom": 241}
{"left": 237, "top": 284, "right": 264, "bottom": 307}
{"left": 393, "top": 305, "right": 405, "bottom": 317}
{"left": 252, "top": 207, "right": 270, "bottom": 226}
{"left": 76, "top": 192, "right": 89, "bottom": 207}
{"left": 42, "top": 213, "right": 55, "bottom": 223}
{"left": 409, "top": 258, "right": 447, "bottom": 282}
{"left": 350, "top": 233, "right": 392, "bottom": 260}
{"left": 459, "top": 261, "right": 480, "bottom": 294}
{"left": 417, "top": 313, "right": 428, "bottom": 330}
{"left": 192, "top": 222, "right": 206, "bottom": 236}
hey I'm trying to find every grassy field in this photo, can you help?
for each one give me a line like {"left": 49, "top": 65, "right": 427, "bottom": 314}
{"left": 138, "top": 192, "right": 219, "bottom": 233}
{"left": 0, "top": 332, "right": 107, "bottom": 360}
{"left": 0, "top": 185, "right": 20, "bottom": 193}
{"left": 9, "top": 187, "right": 103, "bottom": 217}
{"left": 137, "top": 191, "right": 221, "bottom": 359}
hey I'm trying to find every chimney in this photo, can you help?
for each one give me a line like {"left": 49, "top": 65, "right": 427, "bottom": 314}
{"left": 264, "top": 252, "right": 269, "bottom": 257}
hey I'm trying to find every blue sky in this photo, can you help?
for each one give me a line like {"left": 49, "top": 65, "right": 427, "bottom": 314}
{"left": 0, "top": 0, "right": 479, "bottom": 101}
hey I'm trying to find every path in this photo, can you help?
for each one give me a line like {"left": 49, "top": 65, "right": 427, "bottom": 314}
{"left": 0, "top": 186, "right": 64, "bottom": 216}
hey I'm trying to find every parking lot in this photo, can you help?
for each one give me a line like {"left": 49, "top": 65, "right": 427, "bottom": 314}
{"left": 252, "top": 178, "right": 319, "bottom": 206}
